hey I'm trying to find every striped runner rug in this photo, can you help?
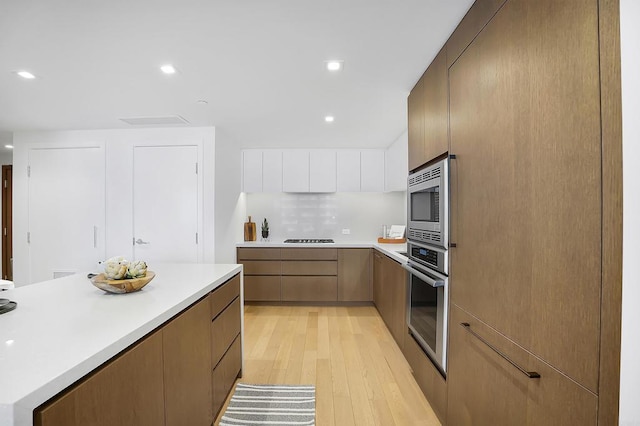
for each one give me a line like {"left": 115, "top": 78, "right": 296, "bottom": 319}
{"left": 220, "top": 383, "right": 316, "bottom": 426}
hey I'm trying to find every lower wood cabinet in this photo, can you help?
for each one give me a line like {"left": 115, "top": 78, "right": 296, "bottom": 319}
{"left": 447, "top": 304, "right": 598, "bottom": 426}
{"left": 35, "top": 274, "right": 243, "bottom": 426}
{"left": 163, "top": 296, "right": 213, "bottom": 426}
{"left": 372, "top": 249, "right": 407, "bottom": 350}
{"left": 282, "top": 276, "right": 337, "bottom": 301}
{"left": 212, "top": 335, "right": 243, "bottom": 416}
{"left": 338, "top": 248, "right": 371, "bottom": 301}
{"left": 35, "top": 331, "right": 165, "bottom": 426}
{"left": 238, "top": 247, "right": 371, "bottom": 302}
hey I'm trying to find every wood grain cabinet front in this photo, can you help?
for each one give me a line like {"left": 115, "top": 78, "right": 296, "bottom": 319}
{"left": 447, "top": 305, "right": 597, "bottom": 426}
{"left": 35, "top": 331, "right": 165, "bottom": 426}
{"left": 372, "top": 250, "right": 406, "bottom": 350}
{"left": 448, "top": 0, "right": 602, "bottom": 392}
{"left": 337, "top": 248, "right": 371, "bottom": 302}
{"left": 35, "top": 274, "right": 243, "bottom": 426}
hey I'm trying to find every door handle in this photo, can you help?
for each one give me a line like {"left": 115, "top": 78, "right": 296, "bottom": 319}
{"left": 135, "top": 238, "right": 150, "bottom": 245}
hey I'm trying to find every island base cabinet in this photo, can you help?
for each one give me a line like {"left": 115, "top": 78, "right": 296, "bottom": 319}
{"left": 212, "top": 335, "right": 242, "bottom": 417}
{"left": 447, "top": 305, "right": 598, "bottom": 426}
{"left": 162, "top": 296, "right": 213, "bottom": 426}
{"left": 35, "top": 331, "right": 165, "bottom": 426}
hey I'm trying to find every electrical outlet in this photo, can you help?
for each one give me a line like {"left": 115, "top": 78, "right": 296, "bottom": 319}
{"left": 342, "top": 228, "right": 351, "bottom": 235}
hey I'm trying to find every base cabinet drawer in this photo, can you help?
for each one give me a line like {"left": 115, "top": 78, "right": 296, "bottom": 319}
{"left": 211, "top": 297, "right": 241, "bottom": 368}
{"left": 210, "top": 275, "right": 240, "bottom": 319}
{"left": 212, "top": 335, "right": 242, "bottom": 417}
{"left": 243, "top": 260, "right": 281, "bottom": 275}
{"left": 281, "top": 260, "right": 337, "bottom": 276}
{"left": 245, "top": 276, "right": 281, "bottom": 301}
{"left": 447, "top": 305, "right": 597, "bottom": 426}
{"left": 281, "top": 276, "right": 337, "bottom": 301}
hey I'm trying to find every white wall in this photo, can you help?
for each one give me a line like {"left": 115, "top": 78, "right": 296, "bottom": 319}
{"left": 619, "top": 1, "right": 640, "bottom": 423}
{"left": 214, "top": 129, "right": 245, "bottom": 263}
{"left": 246, "top": 192, "right": 406, "bottom": 242}
{"left": 12, "top": 127, "right": 215, "bottom": 286}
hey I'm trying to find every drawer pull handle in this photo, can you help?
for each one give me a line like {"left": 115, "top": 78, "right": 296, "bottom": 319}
{"left": 460, "top": 322, "right": 541, "bottom": 379}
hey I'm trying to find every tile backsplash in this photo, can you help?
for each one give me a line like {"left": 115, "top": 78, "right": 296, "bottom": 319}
{"left": 246, "top": 192, "right": 406, "bottom": 241}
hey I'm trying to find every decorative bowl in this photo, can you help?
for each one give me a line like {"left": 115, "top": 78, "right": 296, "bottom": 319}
{"left": 91, "top": 271, "right": 155, "bottom": 294}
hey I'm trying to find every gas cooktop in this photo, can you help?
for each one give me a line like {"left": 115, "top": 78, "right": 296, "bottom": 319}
{"left": 283, "top": 239, "right": 335, "bottom": 244}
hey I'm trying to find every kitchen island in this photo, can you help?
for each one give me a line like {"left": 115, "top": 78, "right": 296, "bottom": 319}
{"left": 0, "top": 263, "right": 243, "bottom": 426}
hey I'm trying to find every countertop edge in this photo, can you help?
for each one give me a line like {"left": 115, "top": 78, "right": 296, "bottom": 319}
{"left": 2, "top": 264, "right": 243, "bottom": 426}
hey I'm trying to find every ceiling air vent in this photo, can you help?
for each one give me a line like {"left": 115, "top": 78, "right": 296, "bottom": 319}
{"left": 119, "top": 115, "right": 189, "bottom": 126}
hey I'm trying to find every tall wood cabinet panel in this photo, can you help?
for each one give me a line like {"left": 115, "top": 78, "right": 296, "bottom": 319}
{"left": 337, "top": 248, "right": 371, "bottom": 302}
{"left": 447, "top": 305, "right": 598, "bottom": 426}
{"left": 35, "top": 331, "right": 165, "bottom": 426}
{"left": 446, "top": 0, "right": 507, "bottom": 68}
{"left": 163, "top": 296, "right": 213, "bottom": 426}
{"left": 448, "top": 0, "right": 601, "bottom": 393}
{"left": 422, "top": 46, "right": 448, "bottom": 163}
{"left": 407, "top": 75, "right": 425, "bottom": 172}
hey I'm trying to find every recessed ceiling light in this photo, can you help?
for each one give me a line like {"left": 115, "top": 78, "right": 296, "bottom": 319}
{"left": 326, "top": 61, "right": 343, "bottom": 72}
{"left": 196, "top": 100, "right": 208, "bottom": 105}
{"left": 160, "top": 64, "right": 176, "bottom": 74}
{"left": 325, "top": 116, "right": 335, "bottom": 123}
{"left": 16, "top": 71, "right": 36, "bottom": 79}
{"left": 4, "top": 145, "right": 13, "bottom": 149}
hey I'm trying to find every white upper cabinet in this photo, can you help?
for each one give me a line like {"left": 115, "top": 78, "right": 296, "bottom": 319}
{"left": 360, "top": 150, "right": 385, "bottom": 192}
{"left": 242, "top": 150, "right": 263, "bottom": 192}
{"left": 262, "top": 150, "right": 283, "bottom": 192}
{"left": 385, "top": 131, "right": 409, "bottom": 192}
{"left": 337, "top": 150, "right": 361, "bottom": 192}
{"left": 242, "top": 148, "right": 388, "bottom": 193}
{"left": 309, "top": 150, "right": 337, "bottom": 193}
{"left": 282, "top": 150, "right": 310, "bottom": 192}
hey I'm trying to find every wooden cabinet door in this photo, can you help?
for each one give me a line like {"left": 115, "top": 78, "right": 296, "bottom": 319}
{"left": 338, "top": 248, "right": 371, "bottom": 301}
{"left": 163, "top": 296, "right": 213, "bottom": 426}
{"left": 422, "top": 46, "right": 448, "bottom": 162}
{"left": 385, "top": 255, "right": 407, "bottom": 349}
{"left": 408, "top": 75, "right": 425, "bottom": 172}
{"left": 35, "top": 332, "right": 165, "bottom": 426}
{"left": 447, "top": 306, "right": 528, "bottom": 426}
{"left": 448, "top": 0, "right": 601, "bottom": 392}
{"left": 372, "top": 250, "right": 386, "bottom": 317}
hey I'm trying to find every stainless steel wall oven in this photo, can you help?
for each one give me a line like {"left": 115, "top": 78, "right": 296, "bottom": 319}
{"left": 406, "top": 158, "right": 450, "bottom": 377}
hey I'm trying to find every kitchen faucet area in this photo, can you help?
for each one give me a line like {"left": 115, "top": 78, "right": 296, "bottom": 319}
{"left": 0, "top": 0, "right": 638, "bottom": 425}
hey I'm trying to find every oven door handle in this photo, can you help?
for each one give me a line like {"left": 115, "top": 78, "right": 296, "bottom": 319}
{"left": 402, "top": 263, "right": 445, "bottom": 288}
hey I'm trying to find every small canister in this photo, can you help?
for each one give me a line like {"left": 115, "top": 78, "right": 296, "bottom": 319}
{"left": 382, "top": 225, "right": 388, "bottom": 238}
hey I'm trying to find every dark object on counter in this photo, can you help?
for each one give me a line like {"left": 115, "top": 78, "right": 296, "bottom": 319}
{"left": 0, "top": 300, "right": 17, "bottom": 315}
{"left": 283, "top": 239, "right": 334, "bottom": 243}
{"left": 244, "top": 216, "right": 256, "bottom": 241}
{"left": 261, "top": 218, "right": 269, "bottom": 239}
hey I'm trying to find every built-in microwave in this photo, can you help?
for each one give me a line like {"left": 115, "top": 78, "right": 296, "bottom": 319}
{"left": 407, "top": 158, "right": 448, "bottom": 249}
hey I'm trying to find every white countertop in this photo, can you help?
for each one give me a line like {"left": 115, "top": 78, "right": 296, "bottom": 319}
{"left": 0, "top": 263, "right": 243, "bottom": 426}
{"left": 236, "top": 240, "right": 408, "bottom": 264}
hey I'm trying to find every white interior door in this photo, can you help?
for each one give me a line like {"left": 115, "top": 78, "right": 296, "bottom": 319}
{"left": 133, "top": 145, "right": 199, "bottom": 263}
{"left": 28, "top": 146, "right": 105, "bottom": 284}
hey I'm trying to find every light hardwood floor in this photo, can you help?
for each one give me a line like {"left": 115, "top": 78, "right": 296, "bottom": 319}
{"left": 215, "top": 305, "right": 441, "bottom": 425}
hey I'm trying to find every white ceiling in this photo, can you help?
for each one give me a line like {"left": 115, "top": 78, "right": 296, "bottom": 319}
{"left": 0, "top": 0, "right": 474, "bottom": 149}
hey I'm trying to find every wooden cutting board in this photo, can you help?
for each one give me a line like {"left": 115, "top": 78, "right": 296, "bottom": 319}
{"left": 244, "top": 216, "right": 256, "bottom": 241}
